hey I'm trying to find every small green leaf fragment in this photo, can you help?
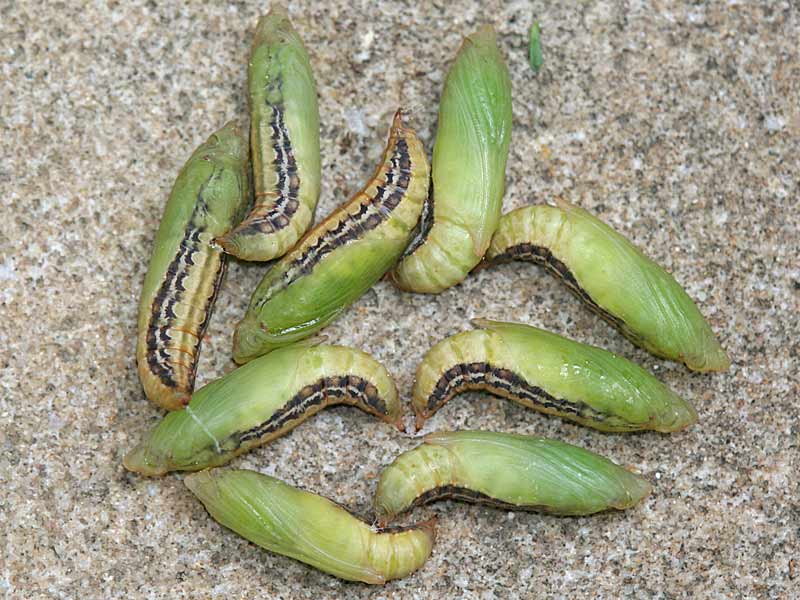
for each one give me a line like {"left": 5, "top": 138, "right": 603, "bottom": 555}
{"left": 529, "top": 21, "right": 543, "bottom": 72}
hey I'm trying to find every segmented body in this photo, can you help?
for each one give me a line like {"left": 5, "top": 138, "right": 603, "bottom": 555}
{"left": 374, "top": 431, "right": 652, "bottom": 523}
{"left": 124, "top": 344, "right": 403, "bottom": 476}
{"left": 408, "top": 485, "right": 521, "bottom": 511}
{"left": 216, "top": 7, "right": 321, "bottom": 261}
{"left": 185, "top": 469, "right": 435, "bottom": 584}
{"left": 391, "top": 25, "right": 512, "bottom": 293}
{"left": 492, "top": 241, "right": 638, "bottom": 341}
{"left": 233, "top": 110, "right": 429, "bottom": 363}
{"left": 144, "top": 223, "right": 224, "bottom": 399}
{"left": 136, "top": 122, "right": 249, "bottom": 411}
{"left": 236, "top": 373, "right": 389, "bottom": 444}
{"left": 424, "top": 359, "right": 611, "bottom": 426}
{"left": 412, "top": 320, "right": 697, "bottom": 432}
{"left": 486, "top": 203, "right": 730, "bottom": 372}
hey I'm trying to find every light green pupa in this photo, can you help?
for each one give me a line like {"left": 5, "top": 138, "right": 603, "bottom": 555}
{"left": 413, "top": 319, "right": 698, "bottom": 432}
{"left": 124, "top": 342, "right": 403, "bottom": 476}
{"left": 375, "top": 430, "right": 651, "bottom": 522}
{"left": 137, "top": 121, "right": 250, "bottom": 411}
{"left": 391, "top": 25, "right": 512, "bottom": 293}
{"left": 216, "top": 6, "right": 321, "bottom": 261}
{"left": 487, "top": 201, "right": 730, "bottom": 372}
{"left": 186, "top": 468, "right": 435, "bottom": 584}
{"left": 232, "top": 112, "right": 429, "bottom": 363}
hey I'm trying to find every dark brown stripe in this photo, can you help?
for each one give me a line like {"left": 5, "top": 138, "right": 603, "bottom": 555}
{"left": 493, "top": 243, "right": 643, "bottom": 343}
{"left": 145, "top": 180, "right": 217, "bottom": 389}
{"left": 277, "top": 137, "right": 412, "bottom": 289}
{"left": 242, "top": 104, "right": 301, "bottom": 234}
{"left": 426, "top": 361, "right": 608, "bottom": 423}
{"left": 237, "top": 375, "right": 388, "bottom": 444}
{"left": 410, "top": 484, "right": 562, "bottom": 514}
{"left": 401, "top": 176, "right": 434, "bottom": 258}
{"left": 412, "top": 485, "right": 521, "bottom": 510}
{"left": 376, "top": 522, "right": 432, "bottom": 534}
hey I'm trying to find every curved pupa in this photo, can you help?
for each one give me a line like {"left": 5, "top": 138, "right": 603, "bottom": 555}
{"left": 233, "top": 110, "right": 429, "bottom": 363}
{"left": 374, "top": 430, "right": 651, "bottom": 523}
{"left": 412, "top": 319, "right": 697, "bottom": 432}
{"left": 390, "top": 25, "right": 512, "bottom": 293}
{"left": 136, "top": 121, "right": 250, "bottom": 411}
{"left": 485, "top": 202, "right": 730, "bottom": 372}
{"left": 186, "top": 468, "right": 435, "bottom": 584}
{"left": 124, "top": 342, "right": 403, "bottom": 476}
{"left": 216, "top": 6, "right": 321, "bottom": 261}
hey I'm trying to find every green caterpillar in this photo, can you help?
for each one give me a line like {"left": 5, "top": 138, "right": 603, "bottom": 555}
{"left": 486, "top": 202, "right": 730, "bottom": 372}
{"left": 391, "top": 25, "right": 512, "bottom": 293}
{"left": 216, "top": 6, "right": 321, "bottom": 261}
{"left": 186, "top": 468, "right": 435, "bottom": 584}
{"left": 124, "top": 342, "right": 402, "bottom": 476}
{"left": 375, "top": 430, "right": 651, "bottom": 522}
{"left": 136, "top": 122, "right": 249, "bottom": 411}
{"left": 413, "top": 319, "right": 697, "bottom": 432}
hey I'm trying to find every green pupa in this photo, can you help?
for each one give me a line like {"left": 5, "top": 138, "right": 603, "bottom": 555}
{"left": 375, "top": 430, "right": 651, "bottom": 522}
{"left": 124, "top": 342, "right": 403, "bottom": 476}
{"left": 216, "top": 6, "right": 321, "bottom": 261}
{"left": 486, "top": 201, "right": 730, "bottom": 372}
{"left": 186, "top": 469, "right": 435, "bottom": 584}
{"left": 413, "top": 319, "right": 697, "bottom": 432}
{"left": 136, "top": 121, "right": 250, "bottom": 411}
{"left": 233, "top": 111, "right": 429, "bottom": 363}
{"left": 390, "top": 25, "right": 512, "bottom": 293}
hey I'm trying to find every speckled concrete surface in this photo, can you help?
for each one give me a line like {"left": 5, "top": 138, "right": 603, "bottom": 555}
{"left": 1, "top": 1, "right": 798, "bottom": 598}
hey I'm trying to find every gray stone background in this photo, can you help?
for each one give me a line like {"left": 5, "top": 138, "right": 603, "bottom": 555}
{"left": 1, "top": 1, "right": 798, "bottom": 598}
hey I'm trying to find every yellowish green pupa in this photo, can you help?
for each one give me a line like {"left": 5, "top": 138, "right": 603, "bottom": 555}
{"left": 216, "top": 6, "right": 321, "bottom": 261}
{"left": 487, "top": 202, "right": 730, "bottom": 372}
{"left": 186, "top": 469, "right": 435, "bottom": 584}
{"left": 391, "top": 25, "right": 512, "bottom": 293}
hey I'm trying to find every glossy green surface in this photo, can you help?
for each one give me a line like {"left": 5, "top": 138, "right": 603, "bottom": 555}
{"left": 216, "top": 6, "right": 320, "bottom": 261}
{"left": 186, "top": 469, "right": 435, "bottom": 584}
{"left": 235, "top": 231, "right": 413, "bottom": 360}
{"left": 139, "top": 122, "right": 249, "bottom": 303}
{"left": 232, "top": 114, "right": 428, "bottom": 363}
{"left": 487, "top": 202, "right": 730, "bottom": 371}
{"left": 124, "top": 343, "right": 401, "bottom": 476}
{"left": 136, "top": 121, "right": 250, "bottom": 410}
{"left": 391, "top": 25, "right": 512, "bottom": 293}
{"left": 413, "top": 319, "right": 697, "bottom": 432}
{"left": 375, "top": 430, "right": 651, "bottom": 521}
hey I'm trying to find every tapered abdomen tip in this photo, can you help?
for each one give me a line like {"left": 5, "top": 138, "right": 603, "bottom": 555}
{"left": 183, "top": 470, "right": 210, "bottom": 495}
{"left": 676, "top": 399, "right": 699, "bottom": 431}
{"left": 231, "top": 317, "right": 266, "bottom": 364}
{"left": 123, "top": 443, "right": 168, "bottom": 477}
{"left": 622, "top": 474, "right": 653, "bottom": 508}
{"left": 653, "top": 395, "right": 698, "bottom": 433}
{"left": 689, "top": 348, "right": 731, "bottom": 373}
